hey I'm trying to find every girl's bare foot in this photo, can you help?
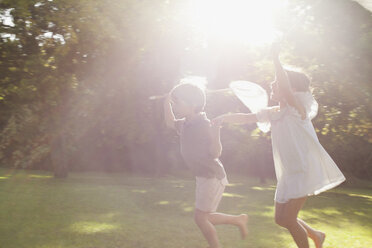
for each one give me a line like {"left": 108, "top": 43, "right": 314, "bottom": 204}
{"left": 237, "top": 214, "right": 249, "bottom": 239}
{"left": 313, "top": 231, "right": 326, "bottom": 248}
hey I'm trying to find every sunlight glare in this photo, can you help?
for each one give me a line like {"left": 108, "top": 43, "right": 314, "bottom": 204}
{"left": 185, "top": 0, "right": 286, "bottom": 45}
{"left": 70, "top": 221, "right": 119, "bottom": 234}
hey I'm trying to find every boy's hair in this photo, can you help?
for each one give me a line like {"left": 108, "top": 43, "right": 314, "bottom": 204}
{"left": 170, "top": 78, "right": 207, "bottom": 113}
{"left": 284, "top": 68, "right": 311, "bottom": 92}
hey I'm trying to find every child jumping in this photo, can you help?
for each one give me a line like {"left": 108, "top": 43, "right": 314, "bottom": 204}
{"left": 213, "top": 45, "right": 345, "bottom": 248}
{"left": 163, "top": 78, "right": 248, "bottom": 248}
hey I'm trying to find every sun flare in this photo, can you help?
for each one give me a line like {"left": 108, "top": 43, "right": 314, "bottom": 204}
{"left": 184, "top": 0, "right": 287, "bottom": 45}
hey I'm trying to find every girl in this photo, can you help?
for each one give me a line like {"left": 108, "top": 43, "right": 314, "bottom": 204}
{"left": 213, "top": 45, "right": 345, "bottom": 248}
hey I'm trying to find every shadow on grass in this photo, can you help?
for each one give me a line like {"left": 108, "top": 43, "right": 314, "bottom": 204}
{"left": 300, "top": 189, "right": 372, "bottom": 228}
{"left": 1, "top": 169, "right": 371, "bottom": 248}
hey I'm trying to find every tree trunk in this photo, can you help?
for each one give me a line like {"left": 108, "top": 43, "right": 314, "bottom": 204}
{"left": 51, "top": 134, "right": 68, "bottom": 178}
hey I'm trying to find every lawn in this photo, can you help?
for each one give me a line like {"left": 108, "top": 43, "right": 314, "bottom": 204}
{"left": 0, "top": 168, "right": 371, "bottom": 248}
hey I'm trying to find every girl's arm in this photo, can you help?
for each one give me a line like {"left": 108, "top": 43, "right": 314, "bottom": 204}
{"left": 212, "top": 113, "right": 258, "bottom": 126}
{"left": 163, "top": 93, "right": 178, "bottom": 129}
{"left": 272, "top": 44, "right": 306, "bottom": 119}
{"left": 271, "top": 44, "right": 297, "bottom": 107}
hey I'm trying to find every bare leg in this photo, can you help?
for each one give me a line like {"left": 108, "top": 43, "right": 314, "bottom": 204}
{"left": 297, "top": 219, "right": 326, "bottom": 248}
{"left": 208, "top": 213, "right": 249, "bottom": 239}
{"left": 292, "top": 199, "right": 326, "bottom": 248}
{"left": 275, "top": 197, "right": 309, "bottom": 248}
{"left": 194, "top": 209, "right": 221, "bottom": 248}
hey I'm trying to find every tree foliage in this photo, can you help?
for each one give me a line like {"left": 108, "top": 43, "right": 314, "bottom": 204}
{"left": 0, "top": 0, "right": 371, "bottom": 179}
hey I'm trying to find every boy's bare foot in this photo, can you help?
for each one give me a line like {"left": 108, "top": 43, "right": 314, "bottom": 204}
{"left": 237, "top": 214, "right": 249, "bottom": 239}
{"left": 313, "top": 231, "right": 326, "bottom": 248}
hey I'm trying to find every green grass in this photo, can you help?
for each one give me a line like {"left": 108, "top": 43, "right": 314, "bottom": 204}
{"left": 0, "top": 168, "right": 371, "bottom": 248}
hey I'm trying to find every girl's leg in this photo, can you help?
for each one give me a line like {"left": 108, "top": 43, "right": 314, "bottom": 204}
{"left": 297, "top": 219, "right": 326, "bottom": 248}
{"left": 207, "top": 213, "right": 249, "bottom": 239}
{"left": 194, "top": 209, "right": 221, "bottom": 248}
{"left": 275, "top": 197, "right": 309, "bottom": 248}
{"left": 288, "top": 198, "right": 326, "bottom": 248}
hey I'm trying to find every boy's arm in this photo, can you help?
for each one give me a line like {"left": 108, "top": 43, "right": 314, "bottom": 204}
{"left": 208, "top": 123, "right": 222, "bottom": 158}
{"left": 212, "top": 113, "right": 258, "bottom": 126}
{"left": 208, "top": 113, "right": 258, "bottom": 158}
{"left": 163, "top": 93, "right": 178, "bottom": 129}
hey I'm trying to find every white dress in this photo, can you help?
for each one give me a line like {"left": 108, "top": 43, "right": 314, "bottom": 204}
{"left": 257, "top": 92, "right": 346, "bottom": 203}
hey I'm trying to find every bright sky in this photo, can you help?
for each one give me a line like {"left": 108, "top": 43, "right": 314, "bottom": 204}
{"left": 183, "top": 0, "right": 288, "bottom": 46}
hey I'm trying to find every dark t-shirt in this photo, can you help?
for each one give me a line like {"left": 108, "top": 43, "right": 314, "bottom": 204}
{"left": 176, "top": 113, "right": 226, "bottom": 179}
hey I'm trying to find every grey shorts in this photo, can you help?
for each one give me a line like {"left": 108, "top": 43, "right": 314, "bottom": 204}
{"left": 195, "top": 176, "right": 228, "bottom": 213}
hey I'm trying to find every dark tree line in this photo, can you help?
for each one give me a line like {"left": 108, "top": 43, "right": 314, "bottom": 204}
{"left": 0, "top": 0, "right": 371, "bottom": 179}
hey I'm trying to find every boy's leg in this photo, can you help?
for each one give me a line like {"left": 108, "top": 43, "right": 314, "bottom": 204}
{"left": 207, "top": 213, "right": 249, "bottom": 239}
{"left": 194, "top": 176, "right": 248, "bottom": 247}
{"left": 275, "top": 197, "right": 309, "bottom": 248}
{"left": 194, "top": 209, "right": 221, "bottom": 248}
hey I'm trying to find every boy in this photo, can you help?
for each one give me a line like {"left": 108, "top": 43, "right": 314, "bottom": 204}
{"left": 163, "top": 78, "right": 248, "bottom": 248}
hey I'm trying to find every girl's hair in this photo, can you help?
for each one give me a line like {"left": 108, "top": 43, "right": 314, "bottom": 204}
{"left": 170, "top": 80, "right": 206, "bottom": 113}
{"left": 285, "top": 69, "right": 311, "bottom": 92}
